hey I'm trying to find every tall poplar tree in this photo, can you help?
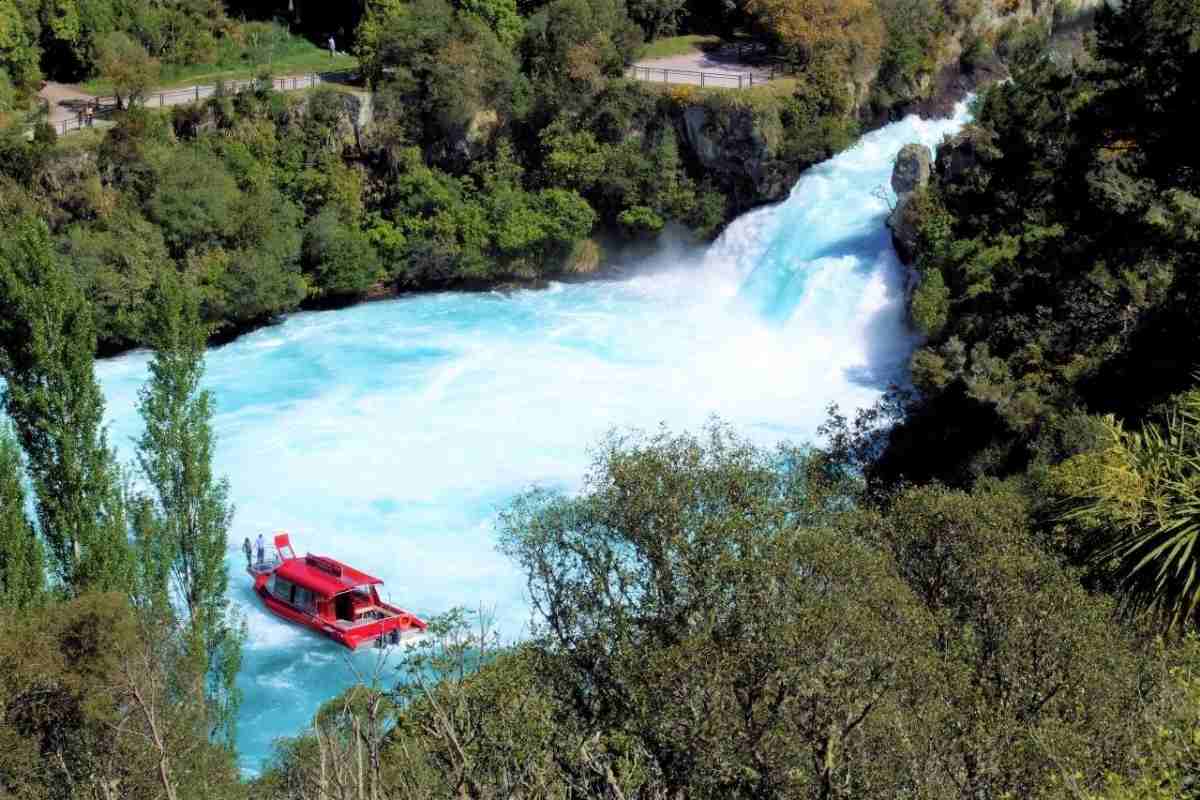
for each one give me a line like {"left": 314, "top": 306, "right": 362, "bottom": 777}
{"left": 0, "top": 215, "right": 132, "bottom": 595}
{"left": 0, "top": 424, "right": 44, "bottom": 608}
{"left": 135, "top": 273, "right": 243, "bottom": 743}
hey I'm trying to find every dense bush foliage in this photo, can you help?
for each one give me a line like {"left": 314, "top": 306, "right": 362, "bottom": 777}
{"left": 2, "top": 0, "right": 905, "bottom": 353}
{"left": 249, "top": 426, "right": 1186, "bottom": 799}
{"left": 884, "top": 0, "right": 1200, "bottom": 489}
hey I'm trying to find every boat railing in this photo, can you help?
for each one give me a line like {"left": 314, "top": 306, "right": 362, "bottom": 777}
{"left": 248, "top": 552, "right": 282, "bottom": 575}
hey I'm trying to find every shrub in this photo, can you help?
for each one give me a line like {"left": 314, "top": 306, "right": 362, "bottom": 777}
{"left": 617, "top": 204, "right": 665, "bottom": 238}
{"left": 302, "top": 208, "right": 384, "bottom": 298}
{"left": 909, "top": 266, "right": 949, "bottom": 336}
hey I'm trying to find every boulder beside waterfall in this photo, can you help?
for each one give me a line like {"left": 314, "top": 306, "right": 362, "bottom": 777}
{"left": 886, "top": 143, "right": 933, "bottom": 265}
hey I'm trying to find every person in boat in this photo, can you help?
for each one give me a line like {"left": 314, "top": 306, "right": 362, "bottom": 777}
{"left": 256, "top": 533, "right": 265, "bottom": 568}
{"left": 242, "top": 537, "right": 252, "bottom": 570}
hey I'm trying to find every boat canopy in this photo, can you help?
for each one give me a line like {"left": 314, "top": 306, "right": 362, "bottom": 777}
{"left": 274, "top": 553, "right": 384, "bottom": 599}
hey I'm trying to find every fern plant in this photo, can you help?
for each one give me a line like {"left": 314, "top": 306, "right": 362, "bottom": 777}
{"left": 1066, "top": 389, "right": 1200, "bottom": 630}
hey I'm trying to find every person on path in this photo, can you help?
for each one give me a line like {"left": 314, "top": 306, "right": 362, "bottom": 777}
{"left": 256, "top": 533, "right": 265, "bottom": 568}
{"left": 243, "top": 537, "right": 253, "bottom": 570}
{"left": 328, "top": 35, "right": 336, "bottom": 58}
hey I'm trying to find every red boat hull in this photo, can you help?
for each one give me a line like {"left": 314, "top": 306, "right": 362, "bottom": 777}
{"left": 254, "top": 580, "right": 426, "bottom": 649}
{"left": 248, "top": 539, "right": 427, "bottom": 650}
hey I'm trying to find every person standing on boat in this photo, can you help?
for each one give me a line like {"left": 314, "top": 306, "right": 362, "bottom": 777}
{"left": 243, "top": 537, "right": 252, "bottom": 570}
{"left": 256, "top": 533, "right": 265, "bottom": 568}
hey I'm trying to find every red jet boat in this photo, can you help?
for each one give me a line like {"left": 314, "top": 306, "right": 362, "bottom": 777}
{"left": 248, "top": 533, "right": 427, "bottom": 650}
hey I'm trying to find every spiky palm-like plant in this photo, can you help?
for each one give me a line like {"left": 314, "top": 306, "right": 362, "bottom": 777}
{"left": 1068, "top": 390, "right": 1200, "bottom": 630}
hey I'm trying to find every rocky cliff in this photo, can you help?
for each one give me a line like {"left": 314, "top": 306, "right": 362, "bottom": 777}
{"left": 887, "top": 143, "right": 934, "bottom": 266}
{"left": 674, "top": 96, "right": 806, "bottom": 215}
{"left": 887, "top": 125, "right": 995, "bottom": 270}
{"left": 664, "top": 0, "right": 1108, "bottom": 223}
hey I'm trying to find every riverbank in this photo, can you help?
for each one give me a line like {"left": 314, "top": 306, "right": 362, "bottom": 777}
{"left": 28, "top": 0, "right": 1054, "bottom": 363}
{"left": 190, "top": 234, "right": 699, "bottom": 357}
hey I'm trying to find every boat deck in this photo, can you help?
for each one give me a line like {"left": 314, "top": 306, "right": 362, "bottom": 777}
{"left": 247, "top": 556, "right": 281, "bottom": 577}
{"left": 333, "top": 607, "right": 394, "bottom": 629}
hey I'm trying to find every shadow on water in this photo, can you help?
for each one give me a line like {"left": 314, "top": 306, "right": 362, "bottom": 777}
{"left": 736, "top": 222, "right": 898, "bottom": 328}
{"left": 808, "top": 224, "right": 892, "bottom": 266}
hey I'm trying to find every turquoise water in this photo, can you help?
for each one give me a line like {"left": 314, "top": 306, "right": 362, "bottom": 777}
{"left": 94, "top": 104, "right": 968, "bottom": 772}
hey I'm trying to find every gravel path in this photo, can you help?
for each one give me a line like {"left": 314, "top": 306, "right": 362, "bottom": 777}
{"left": 38, "top": 82, "right": 97, "bottom": 124}
{"left": 630, "top": 48, "right": 775, "bottom": 89}
{"left": 35, "top": 73, "right": 342, "bottom": 134}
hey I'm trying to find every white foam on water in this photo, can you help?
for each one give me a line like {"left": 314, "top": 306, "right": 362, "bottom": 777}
{"left": 94, "top": 101, "right": 970, "bottom": 772}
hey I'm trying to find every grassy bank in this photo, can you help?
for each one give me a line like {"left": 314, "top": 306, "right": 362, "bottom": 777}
{"left": 81, "top": 34, "right": 358, "bottom": 94}
{"left": 638, "top": 34, "right": 722, "bottom": 59}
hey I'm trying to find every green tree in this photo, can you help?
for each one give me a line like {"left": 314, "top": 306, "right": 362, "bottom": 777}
{"left": 134, "top": 273, "right": 243, "bottom": 743}
{"left": 0, "top": 0, "right": 41, "bottom": 92}
{"left": 62, "top": 208, "right": 170, "bottom": 349}
{"left": 616, "top": 204, "right": 664, "bottom": 238}
{"left": 0, "top": 423, "right": 43, "bottom": 609}
{"left": 95, "top": 31, "right": 160, "bottom": 110}
{"left": 0, "top": 215, "right": 132, "bottom": 595}
{"left": 425, "top": 14, "right": 523, "bottom": 149}
{"left": 627, "top": 0, "right": 686, "bottom": 38}
{"left": 147, "top": 146, "right": 240, "bottom": 256}
{"left": 302, "top": 208, "right": 384, "bottom": 298}
{"left": 1080, "top": 641, "right": 1200, "bottom": 800}
{"left": 499, "top": 423, "right": 930, "bottom": 798}
{"left": 863, "top": 482, "right": 1155, "bottom": 797}
{"left": 746, "top": 0, "right": 884, "bottom": 75}
{"left": 539, "top": 119, "right": 606, "bottom": 192}
{"left": 355, "top": 0, "right": 455, "bottom": 87}
{"left": 211, "top": 188, "right": 307, "bottom": 326}
{"left": 522, "top": 0, "right": 643, "bottom": 105}
{"left": 456, "top": 0, "right": 524, "bottom": 47}
{"left": 0, "top": 592, "right": 246, "bottom": 799}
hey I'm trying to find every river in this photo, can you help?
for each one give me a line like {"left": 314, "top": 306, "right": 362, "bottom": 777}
{"left": 95, "top": 101, "right": 969, "bottom": 772}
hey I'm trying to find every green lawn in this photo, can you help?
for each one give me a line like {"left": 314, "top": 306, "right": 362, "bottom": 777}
{"left": 80, "top": 34, "right": 357, "bottom": 95}
{"left": 638, "top": 34, "right": 723, "bottom": 60}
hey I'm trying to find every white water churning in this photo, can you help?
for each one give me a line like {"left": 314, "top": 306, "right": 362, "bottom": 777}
{"left": 95, "top": 102, "right": 969, "bottom": 771}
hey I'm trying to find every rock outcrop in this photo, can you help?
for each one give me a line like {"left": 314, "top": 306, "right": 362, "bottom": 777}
{"left": 676, "top": 103, "right": 801, "bottom": 215}
{"left": 887, "top": 143, "right": 933, "bottom": 265}
{"left": 290, "top": 88, "right": 373, "bottom": 152}
{"left": 451, "top": 109, "right": 500, "bottom": 161}
{"left": 892, "top": 143, "right": 932, "bottom": 196}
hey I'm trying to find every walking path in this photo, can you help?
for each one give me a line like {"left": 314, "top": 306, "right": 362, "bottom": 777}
{"left": 33, "top": 48, "right": 774, "bottom": 137}
{"left": 35, "top": 71, "right": 348, "bottom": 136}
{"left": 38, "top": 82, "right": 98, "bottom": 129}
{"left": 628, "top": 46, "right": 778, "bottom": 89}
